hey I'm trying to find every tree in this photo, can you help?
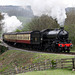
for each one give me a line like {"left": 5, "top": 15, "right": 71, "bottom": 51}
{"left": 65, "top": 8, "right": 75, "bottom": 25}
{"left": 64, "top": 9, "right": 75, "bottom": 46}
{"left": 23, "top": 15, "right": 59, "bottom": 31}
{"left": 0, "top": 13, "right": 4, "bottom": 33}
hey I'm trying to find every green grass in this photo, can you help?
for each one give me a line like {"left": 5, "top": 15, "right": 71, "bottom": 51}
{"left": 71, "top": 46, "right": 75, "bottom": 52}
{"left": 17, "top": 69, "right": 75, "bottom": 75}
{"left": 0, "top": 50, "right": 74, "bottom": 72}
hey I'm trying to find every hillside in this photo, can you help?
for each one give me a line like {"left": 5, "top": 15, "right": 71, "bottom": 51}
{"left": 0, "top": 50, "right": 74, "bottom": 73}
{"left": 0, "top": 5, "right": 34, "bottom": 18}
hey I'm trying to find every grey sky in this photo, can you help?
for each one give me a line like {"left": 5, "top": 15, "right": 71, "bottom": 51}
{"left": 0, "top": 0, "right": 75, "bottom": 26}
{"left": 0, "top": 0, "right": 23, "bottom": 6}
{"left": 0, "top": 0, "right": 31, "bottom": 6}
{"left": 0, "top": 0, "right": 75, "bottom": 7}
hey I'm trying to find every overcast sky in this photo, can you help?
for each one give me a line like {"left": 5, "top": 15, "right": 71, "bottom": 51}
{"left": 0, "top": 0, "right": 75, "bottom": 7}
{"left": 0, "top": 0, "right": 75, "bottom": 26}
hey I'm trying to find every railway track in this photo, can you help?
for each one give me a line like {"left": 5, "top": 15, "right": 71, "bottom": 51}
{"left": 1, "top": 42, "right": 75, "bottom": 56}
{"left": 54, "top": 52, "right": 75, "bottom": 55}
{"left": 10, "top": 47, "right": 75, "bottom": 55}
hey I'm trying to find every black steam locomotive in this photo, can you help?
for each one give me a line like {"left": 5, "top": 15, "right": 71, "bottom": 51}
{"left": 3, "top": 27, "right": 72, "bottom": 53}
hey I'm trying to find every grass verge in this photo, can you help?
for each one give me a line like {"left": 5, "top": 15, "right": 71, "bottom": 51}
{"left": 17, "top": 69, "right": 75, "bottom": 75}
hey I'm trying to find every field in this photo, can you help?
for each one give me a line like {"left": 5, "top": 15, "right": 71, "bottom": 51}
{"left": 17, "top": 69, "right": 75, "bottom": 75}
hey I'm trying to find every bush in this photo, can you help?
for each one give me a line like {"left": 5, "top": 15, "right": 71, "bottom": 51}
{"left": 0, "top": 45, "right": 8, "bottom": 54}
{"left": 51, "top": 60, "right": 56, "bottom": 68}
{"left": 15, "top": 29, "right": 22, "bottom": 32}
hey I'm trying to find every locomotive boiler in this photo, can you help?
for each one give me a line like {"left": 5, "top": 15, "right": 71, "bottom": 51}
{"left": 3, "top": 27, "right": 73, "bottom": 53}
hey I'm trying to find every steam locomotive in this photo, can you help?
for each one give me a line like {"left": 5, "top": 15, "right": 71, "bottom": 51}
{"left": 3, "top": 27, "right": 73, "bottom": 53}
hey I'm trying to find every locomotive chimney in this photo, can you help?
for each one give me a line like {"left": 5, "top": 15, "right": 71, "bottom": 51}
{"left": 60, "top": 27, "right": 64, "bottom": 30}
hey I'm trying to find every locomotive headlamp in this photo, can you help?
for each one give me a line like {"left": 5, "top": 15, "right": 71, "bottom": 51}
{"left": 60, "top": 45, "right": 62, "bottom": 47}
{"left": 70, "top": 44, "right": 73, "bottom": 47}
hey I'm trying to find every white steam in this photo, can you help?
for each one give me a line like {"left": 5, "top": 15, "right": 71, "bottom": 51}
{"left": 2, "top": 13, "right": 22, "bottom": 32}
{"left": 21, "top": 0, "right": 74, "bottom": 26}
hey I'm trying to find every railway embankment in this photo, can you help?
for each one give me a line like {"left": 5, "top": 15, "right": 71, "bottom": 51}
{"left": 0, "top": 40, "right": 75, "bottom": 74}
{"left": 0, "top": 49, "right": 74, "bottom": 74}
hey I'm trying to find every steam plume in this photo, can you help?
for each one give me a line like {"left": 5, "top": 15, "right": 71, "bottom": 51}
{"left": 2, "top": 13, "right": 22, "bottom": 32}
{"left": 21, "top": 0, "right": 74, "bottom": 26}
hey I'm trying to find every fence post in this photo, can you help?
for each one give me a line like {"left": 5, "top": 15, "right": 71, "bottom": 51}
{"left": 74, "top": 57, "right": 75, "bottom": 69}
{"left": 44, "top": 61, "right": 46, "bottom": 70}
{"left": 33, "top": 64, "right": 35, "bottom": 70}
{"left": 73, "top": 58, "right": 75, "bottom": 69}
{"left": 55, "top": 59, "right": 57, "bottom": 68}
{"left": 24, "top": 66, "right": 27, "bottom": 72}
{"left": 21, "top": 67, "right": 22, "bottom": 73}
{"left": 38, "top": 62, "right": 40, "bottom": 70}
{"left": 15, "top": 66, "right": 19, "bottom": 74}
{"left": 72, "top": 58, "right": 75, "bottom": 69}
{"left": 49, "top": 60, "right": 51, "bottom": 68}
{"left": 29, "top": 65, "right": 31, "bottom": 71}
{"left": 61, "top": 59, "right": 63, "bottom": 69}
